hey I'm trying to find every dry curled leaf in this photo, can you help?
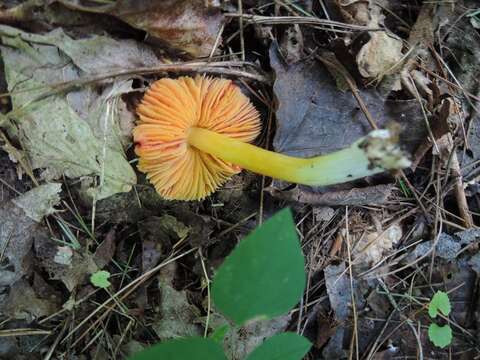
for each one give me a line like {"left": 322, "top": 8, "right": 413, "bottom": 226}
{"left": 335, "top": 0, "right": 404, "bottom": 81}
{"left": 58, "top": 0, "right": 223, "bottom": 57}
{"left": 353, "top": 224, "right": 402, "bottom": 264}
{"left": 356, "top": 32, "right": 403, "bottom": 79}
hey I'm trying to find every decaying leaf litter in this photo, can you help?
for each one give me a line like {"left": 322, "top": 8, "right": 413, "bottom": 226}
{"left": 0, "top": 0, "right": 479, "bottom": 358}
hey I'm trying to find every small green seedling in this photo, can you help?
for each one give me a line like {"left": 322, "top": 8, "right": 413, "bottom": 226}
{"left": 428, "top": 291, "right": 451, "bottom": 319}
{"left": 129, "top": 208, "right": 311, "bottom": 360}
{"left": 398, "top": 178, "right": 412, "bottom": 198}
{"left": 90, "top": 270, "right": 111, "bottom": 289}
{"left": 427, "top": 291, "right": 452, "bottom": 348}
{"left": 428, "top": 323, "right": 452, "bottom": 349}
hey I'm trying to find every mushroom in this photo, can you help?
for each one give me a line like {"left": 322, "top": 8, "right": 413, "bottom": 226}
{"left": 134, "top": 76, "right": 410, "bottom": 200}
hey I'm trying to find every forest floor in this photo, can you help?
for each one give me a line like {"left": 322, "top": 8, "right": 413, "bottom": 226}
{"left": 0, "top": 1, "right": 480, "bottom": 359}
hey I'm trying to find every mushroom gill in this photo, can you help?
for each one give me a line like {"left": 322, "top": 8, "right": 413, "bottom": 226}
{"left": 134, "top": 76, "right": 261, "bottom": 200}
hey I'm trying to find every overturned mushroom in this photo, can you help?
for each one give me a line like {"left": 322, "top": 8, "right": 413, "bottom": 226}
{"left": 134, "top": 76, "right": 410, "bottom": 201}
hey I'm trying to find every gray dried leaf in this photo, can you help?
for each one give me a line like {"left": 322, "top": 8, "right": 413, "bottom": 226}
{"left": 153, "top": 263, "right": 201, "bottom": 340}
{"left": 324, "top": 263, "right": 351, "bottom": 321}
{"left": 0, "top": 25, "right": 141, "bottom": 199}
{"left": 468, "top": 253, "right": 480, "bottom": 275}
{"left": 323, "top": 262, "right": 360, "bottom": 359}
{"left": 12, "top": 183, "right": 61, "bottom": 222}
{"left": 0, "top": 184, "right": 61, "bottom": 287}
{"left": 455, "top": 228, "right": 480, "bottom": 244}
{"left": 4, "top": 280, "right": 59, "bottom": 321}
{"left": 270, "top": 44, "right": 425, "bottom": 161}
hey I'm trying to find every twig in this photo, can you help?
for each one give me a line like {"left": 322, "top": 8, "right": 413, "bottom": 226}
{"left": 377, "top": 279, "right": 424, "bottom": 360}
{"left": 198, "top": 249, "right": 211, "bottom": 338}
{"left": 225, "top": 14, "right": 384, "bottom": 32}
{"left": 315, "top": 54, "right": 378, "bottom": 130}
{"left": 0, "top": 328, "right": 51, "bottom": 337}
{"left": 345, "top": 208, "right": 359, "bottom": 360}
{"left": 237, "top": 0, "right": 245, "bottom": 62}
{"left": 43, "top": 317, "right": 70, "bottom": 360}
{"left": 0, "top": 60, "right": 270, "bottom": 101}
{"left": 364, "top": 309, "right": 397, "bottom": 360}
{"left": 450, "top": 145, "right": 474, "bottom": 228}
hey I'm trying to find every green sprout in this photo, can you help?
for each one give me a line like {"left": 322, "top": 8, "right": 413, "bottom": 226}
{"left": 427, "top": 291, "right": 452, "bottom": 349}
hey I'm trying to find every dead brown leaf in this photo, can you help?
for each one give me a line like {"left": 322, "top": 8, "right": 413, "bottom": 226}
{"left": 266, "top": 183, "right": 396, "bottom": 206}
{"left": 335, "top": 0, "right": 404, "bottom": 81}
{"left": 4, "top": 279, "right": 60, "bottom": 321}
{"left": 93, "top": 229, "right": 116, "bottom": 269}
{"left": 353, "top": 224, "right": 402, "bottom": 265}
{"left": 58, "top": 0, "right": 224, "bottom": 57}
{"left": 315, "top": 311, "right": 338, "bottom": 349}
{"left": 356, "top": 32, "right": 403, "bottom": 79}
{"left": 270, "top": 45, "right": 425, "bottom": 161}
{"left": 35, "top": 233, "right": 98, "bottom": 291}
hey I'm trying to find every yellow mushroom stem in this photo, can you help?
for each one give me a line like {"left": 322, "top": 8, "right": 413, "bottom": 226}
{"left": 188, "top": 127, "right": 411, "bottom": 186}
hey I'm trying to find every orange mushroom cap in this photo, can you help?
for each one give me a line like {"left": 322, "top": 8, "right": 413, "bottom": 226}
{"left": 134, "top": 76, "right": 261, "bottom": 200}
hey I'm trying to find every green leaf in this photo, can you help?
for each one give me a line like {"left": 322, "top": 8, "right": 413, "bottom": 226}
{"left": 90, "top": 270, "right": 111, "bottom": 288}
{"left": 245, "top": 333, "right": 311, "bottom": 360}
{"left": 212, "top": 208, "right": 305, "bottom": 325}
{"left": 428, "top": 291, "right": 451, "bottom": 318}
{"left": 128, "top": 337, "right": 227, "bottom": 360}
{"left": 428, "top": 323, "right": 452, "bottom": 348}
{"left": 209, "top": 324, "right": 230, "bottom": 344}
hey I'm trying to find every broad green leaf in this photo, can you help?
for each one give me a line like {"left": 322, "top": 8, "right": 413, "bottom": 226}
{"left": 210, "top": 324, "right": 230, "bottom": 344}
{"left": 245, "top": 332, "right": 311, "bottom": 360}
{"left": 428, "top": 323, "right": 452, "bottom": 348}
{"left": 428, "top": 291, "right": 451, "bottom": 318}
{"left": 90, "top": 270, "right": 111, "bottom": 288}
{"left": 212, "top": 208, "right": 305, "bottom": 325}
{"left": 128, "top": 337, "right": 227, "bottom": 360}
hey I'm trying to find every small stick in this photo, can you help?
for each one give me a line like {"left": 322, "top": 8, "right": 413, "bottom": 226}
{"left": 224, "top": 14, "right": 384, "bottom": 32}
{"left": 238, "top": 0, "right": 245, "bottom": 62}
{"left": 0, "top": 60, "right": 270, "bottom": 100}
